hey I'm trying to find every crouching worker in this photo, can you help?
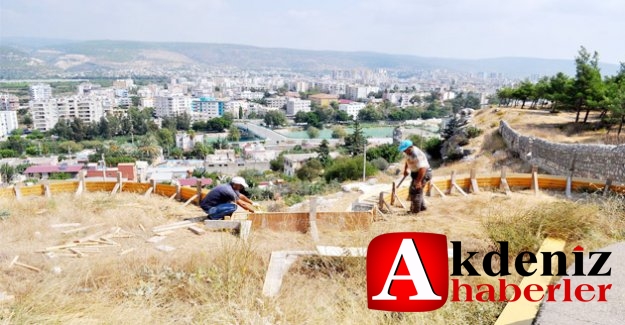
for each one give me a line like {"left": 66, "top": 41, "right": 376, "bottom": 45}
{"left": 398, "top": 140, "right": 432, "bottom": 213}
{"left": 200, "top": 176, "right": 258, "bottom": 220}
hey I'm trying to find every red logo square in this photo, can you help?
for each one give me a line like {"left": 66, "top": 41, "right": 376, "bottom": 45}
{"left": 367, "top": 232, "right": 449, "bottom": 312}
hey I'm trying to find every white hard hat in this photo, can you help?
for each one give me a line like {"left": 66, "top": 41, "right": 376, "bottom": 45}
{"left": 231, "top": 176, "right": 249, "bottom": 188}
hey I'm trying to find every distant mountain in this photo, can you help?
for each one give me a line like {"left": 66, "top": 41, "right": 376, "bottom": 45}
{"left": 0, "top": 38, "right": 620, "bottom": 79}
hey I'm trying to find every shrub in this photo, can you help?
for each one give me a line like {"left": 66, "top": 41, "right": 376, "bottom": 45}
{"left": 466, "top": 126, "right": 483, "bottom": 139}
{"left": 324, "top": 156, "right": 376, "bottom": 182}
{"left": 370, "top": 157, "right": 389, "bottom": 171}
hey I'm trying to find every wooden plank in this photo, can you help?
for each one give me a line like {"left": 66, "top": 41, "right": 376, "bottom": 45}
{"left": 188, "top": 225, "right": 206, "bottom": 235}
{"left": 62, "top": 223, "right": 105, "bottom": 234}
{"left": 390, "top": 182, "right": 396, "bottom": 206}
{"left": 182, "top": 194, "right": 198, "bottom": 207}
{"left": 50, "top": 223, "right": 81, "bottom": 229}
{"left": 262, "top": 250, "right": 316, "bottom": 297}
{"left": 494, "top": 238, "right": 566, "bottom": 325}
{"left": 316, "top": 246, "right": 366, "bottom": 257}
{"left": 203, "top": 220, "right": 241, "bottom": 230}
{"left": 429, "top": 182, "right": 446, "bottom": 198}
{"left": 110, "top": 183, "right": 120, "bottom": 195}
{"left": 143, "top": 187, "right": 153, "bottom": 197}
{"left": 240, "top": 220, "right": 252, "bottom": 241}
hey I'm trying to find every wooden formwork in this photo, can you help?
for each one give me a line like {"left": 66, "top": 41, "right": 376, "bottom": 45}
{"left": 49, "top": 181, "right": 80, "bottom": 194}
{"left": 249, "top": 211, "right": 372, "bottom": 232}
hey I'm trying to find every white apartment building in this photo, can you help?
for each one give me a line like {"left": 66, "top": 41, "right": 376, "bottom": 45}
{"left": 140, "top": 97, "right": 154, "bottom": 108}
{"left": 113, "top": 79, "right": 135, "bottom": 89}
{"left": 0, "top": 94, "right": 20, "bottom": 111}
{"left": 265, "top": 97, "right": 287, "bottom": 110}
{"left": 29, "top": 83, "right": 53, "bottom": 101}
{"left": 30, "top": 97, "right": 106, "bottom": 131}
{"left": 154, "top": 95, "right": 193, "bottom": 117}
{"left": 286, "top": 98, "right": 311, "bottom": 116}
{"left": 238, "top": 91, "right": 264, "bottom": 101}
{"left": 339, "top": 102, "right": 366, "bottom": 120}
{"left": 346, "top": 85, "right": 379, "bottom": 100}
{"left": 0, "top": 110, "right": 18, "bottom": 137}
{"left": 190, "top": 97, "right": 224, "bottom": 122}
{"left": 225, "top": 100, "right": 247, "bottom": 119}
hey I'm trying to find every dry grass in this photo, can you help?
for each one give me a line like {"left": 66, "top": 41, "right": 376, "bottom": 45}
{"left": 1, "top": 187, "right": 623, "bottom": 324}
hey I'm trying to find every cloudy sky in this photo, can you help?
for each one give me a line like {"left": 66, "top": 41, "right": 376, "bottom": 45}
{"left": 1, "top": 0, "right": 624, "bottom": 64}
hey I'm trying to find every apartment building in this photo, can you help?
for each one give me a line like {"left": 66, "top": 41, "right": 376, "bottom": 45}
{"left": 29, "top": 83, "right": 53, "bottom": 101}
{"left": 308, "top": 93, "right": 339, "bottom": 107}
{"left": 154, "top": 95, "right": 193, "bottom": 117}
{"left": 190, "top": 97, "right": 225, "bottom": 122}
{"left": 0, "top": 110, "right": 18, "bottom": 137}
{"left": 0, "top": 94, "right": 20, "bottom": 111}
{"left": 265, "top": 97, "right": 287, "bottom": 110}
{"left": 30, "top": 97, "right": 106, "bottom": 131}
{"left": 339, "top": 102, "right": 366, "bottom": 120}
{"left": 345, "top": 85, "right": 379, "bottom": 100}
{"left": 286, "top": 98, "right": 311, "bottom": 116}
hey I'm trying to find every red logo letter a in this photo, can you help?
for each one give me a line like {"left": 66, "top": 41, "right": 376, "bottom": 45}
{"left": 367, "top": 232, "right": 449, "bottom": 312}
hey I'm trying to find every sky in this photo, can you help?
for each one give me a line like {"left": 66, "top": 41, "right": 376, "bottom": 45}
{"left": 1, "top": 0, "right": 624, "bottom": 64}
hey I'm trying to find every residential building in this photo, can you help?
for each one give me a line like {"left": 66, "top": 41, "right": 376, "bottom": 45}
{"left": 346, "top": 85, "right": 379, "bottom": 100}
{"left": 154, "top": 95, "right": 193, "bottom": 117}
{"left": 283, "top": 153, "right": 318, "bottom": 177}
{"left": 286, "top": 98, "right": 311, "bottom": 116}
{"left": 30, "top": 97, "right": 106, "bottom": 131}
{"left": 339, "top": 102, "right": 366, "bottom": 120}
{"left": 0, "top": 110, "right": 18, "bottom": 137}
{"left": 238, "top": 90, "right": 264, "bottom": 100}
{"left": 308, "top": 93, "right": 339, "bottom": 107}
{"left": 265, "top": 97, "right": 287, "bottom": 110}
{"left": 241, "top": 142, "right": 277, "bottom": 161}
{"left": 0, "top": 94, "right": 20, "bottom": 111}
{"left": 24, "top": 164, "right": 83, "bottom": 179}
{"left": 190, "top": 97, "right": 224, "bottom": 122}
{"left": 29, "top": 83, "right": 53, "bottom": 101}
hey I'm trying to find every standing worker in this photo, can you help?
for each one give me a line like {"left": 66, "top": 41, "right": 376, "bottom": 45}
{"left": 200, "top": 176, "right": 259, "bottom": 220}
{"left": 398, "top": 140, "right": 432, "bottom": 213}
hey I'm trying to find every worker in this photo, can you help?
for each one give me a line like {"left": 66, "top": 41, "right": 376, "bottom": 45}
{"left": 398, "top": 139, "right": 432, "bottom": 213}
{"left": 200, "top": 176, "right": 258, "bottom": 220}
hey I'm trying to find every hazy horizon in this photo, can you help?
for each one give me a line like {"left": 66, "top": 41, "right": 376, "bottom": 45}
{"left": 1, "top": 0, "right": 624, "bottom": 64}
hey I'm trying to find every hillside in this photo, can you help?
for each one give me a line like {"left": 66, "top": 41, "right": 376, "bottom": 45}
{"left": 1, "top": 38, "right": 620, "bottom": 79}
{"left": 2, "top": 106, "right": 625, "bottom": 323}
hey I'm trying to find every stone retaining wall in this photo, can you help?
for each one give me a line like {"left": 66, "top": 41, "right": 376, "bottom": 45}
{"left": 499, "top": 121, "right": 625, "bottom": 182}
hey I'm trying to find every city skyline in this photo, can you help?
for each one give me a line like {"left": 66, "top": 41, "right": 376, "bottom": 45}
{"left": 1, "top": 0, "right": 624, "bottom": 64}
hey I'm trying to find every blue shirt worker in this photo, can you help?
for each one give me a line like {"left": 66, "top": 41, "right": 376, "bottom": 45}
{"left": 200, "top": 176, "right": 258, "bottom": 220}
{"left": 399, "top": 140, "right": 432, "bottom": 213}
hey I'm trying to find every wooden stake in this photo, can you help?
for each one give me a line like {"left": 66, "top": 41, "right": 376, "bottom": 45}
{"left": 531, "top": 166, "right": 540, "bottom": 195}
{"left": 14, "top": 183, "right": 22, "bottom": 200}
{"left": 470, "top": 169, "right": 480, "bottom": 194}
{"left": 196, "top": 179, "right": 203, "bottom": 205}
{"left": 390, "top": 182, "right": 396, "bottom": 206}
{"left": 603, "top": 178, "right": 612, "bottom": 196}
{"left": 500, "top": 167, "right": 512, "bottom": 195}
{"left": 309, "top": 197, "right": 320, "bottom": 243}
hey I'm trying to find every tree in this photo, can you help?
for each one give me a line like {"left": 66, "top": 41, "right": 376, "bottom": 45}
{"left": 357, "top": 105, "right": 384, "bottom": 122}
{"left": 307, "top": 126, "right": 320, "bottom": 138}
{"left": 155, "top": 128, "right": 175, "bottom": 150}
{"left": 331, "top": 126, "right": 347, "bottom": 139}
{"left": 344, "top": 119, "right": 367, "bottom": 156}
{"left": 316, "top": 139, "right": 331, "bottom": 166}
{"left": 324, "top": 156, "right": 376, "bottom": 182}
{"left": 573, "top": 46, "right": 605, "bottom": 123}
{"left": 264, "top": 110, "right": 287, "bottom": 128}
{"left": 227, "top": 124, "right": 241, "bottom": 142}
{"left": 176, "top": 113, "right": 191, "bottom": 130}
{"left": 296, "top": 159, "right": 323, "bottom": 181}
{"left": 0, "top": 163, "right": 15, "bottom": 184}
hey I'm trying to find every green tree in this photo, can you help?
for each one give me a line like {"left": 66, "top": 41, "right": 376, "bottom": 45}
{"left": 264, "top": 110, "right": 287, "bottom": 128}
{"left": 344, "top": 119, "right": 367, "bottom": 156}
{"left": 324, "top": 156, "right": 376, "bottom": 182}
{"left": 573, "top": 46, "right": 605, "bottom": 123}
{"left": 0, "top": 163, "right": 16, "bottom": 184}
{"left": 227, "top": 124, "right": 241, "bottom": 142}
{"left": 307, "top": 126, "right": 320, "bottom": 138}
{"left": 331, "top": 126, "right": 347, "bottom": 139}
{"left": 296, "top": 158, "right": 324, "bottom": 181}
{"left": 316, "top": 139, "right": 331, "bottom": 166}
